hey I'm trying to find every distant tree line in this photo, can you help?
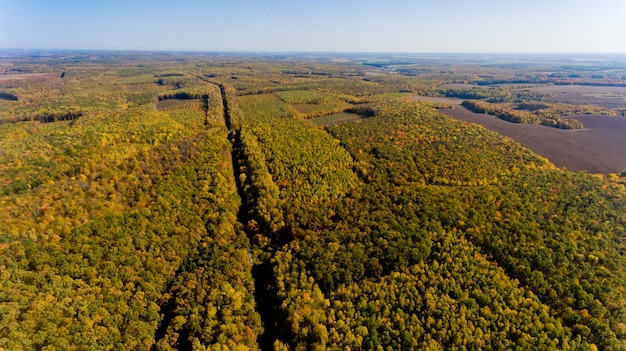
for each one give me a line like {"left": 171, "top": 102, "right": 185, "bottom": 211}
{"left": 154, "top": 73, "right": 185, "bottom": 78}
{"left": 462, "top": 100, "right": 584, "bottom": 129}
{"left": 157, "top": 92, "right": 208, "bottom": 101}
{"left": 345, "top": 104, "right": 378, "bottom": 117}
{"left": 555, "top": 80, "right": 626, "bottom": 87}
{"left": 0, "top": 91, "right": 18, "bottom": 101}
{"left": 0, "top": 111, "right": 83, "bottom": 124}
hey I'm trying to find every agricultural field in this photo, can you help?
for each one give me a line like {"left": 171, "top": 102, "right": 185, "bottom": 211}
{"left": 155, "top": 98, "right": 205, "bottom": 111}
{"left": 442, "top": 104, "right": 626, "bottom": 173}
{"left": 0, "top": 73, "right": 59, "bottom": 82}
{"left": 530, "top": 85, "right": 626, "bottom": 109}
{"left": 412, "top": 95, "right": 626, "bottom": 173}
{"left": 1, "top": 51, "right": 626, "bottom": 350}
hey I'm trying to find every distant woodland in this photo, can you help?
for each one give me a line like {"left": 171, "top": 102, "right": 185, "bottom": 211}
{"left": 1, "top": 52, "right": 626, "bottom": 350}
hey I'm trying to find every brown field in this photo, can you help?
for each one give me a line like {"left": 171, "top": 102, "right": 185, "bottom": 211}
{"left": 0, "top": 73, "right": 59, "bottom": 82}
{"left": 530, "top": 85, "right": 626, "bottom": 109}
{"left": 437, "top": 83, "right": 479, "bottom": 89}
{"left": 435, "top": 83, "right": 626, "bottom": 109}
{"left": 433, "top": 98, "right": 626, "bottom": 173}
{"left": 156, "top": 98, "right": 203, "bottom": 111}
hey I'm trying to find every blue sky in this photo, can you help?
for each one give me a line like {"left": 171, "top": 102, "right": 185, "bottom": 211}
{"left": 1, "top": 0, "right": 625, "bottom": 52}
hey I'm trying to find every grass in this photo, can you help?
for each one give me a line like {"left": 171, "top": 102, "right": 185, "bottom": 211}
{"left": 310, "top": 112, "right": 367, "bottom": 126}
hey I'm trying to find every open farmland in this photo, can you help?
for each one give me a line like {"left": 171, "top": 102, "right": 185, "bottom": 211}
{"left": 0, "top": 72, "right": 59, "bottom": 82}
{"left": 436, "top": 98, "right": 626, "bottom": 173}
{"left": 155, "top": 98, "right": 205, "bottom": 111}
{"left": 530, "top": 84, "right": 626, "bottom": 109}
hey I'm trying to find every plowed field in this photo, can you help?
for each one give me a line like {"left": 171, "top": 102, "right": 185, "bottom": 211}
{"left": 415, "top": 96, "right": 626, "bottom": 173}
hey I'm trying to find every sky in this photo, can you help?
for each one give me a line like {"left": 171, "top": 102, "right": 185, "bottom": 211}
{"left": 1, "top": 0, "right": 625, "bottom": 53}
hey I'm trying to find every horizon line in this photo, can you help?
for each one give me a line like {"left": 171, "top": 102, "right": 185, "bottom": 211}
{"left": 2, "top": 48, "right": 626, "bottom": 56}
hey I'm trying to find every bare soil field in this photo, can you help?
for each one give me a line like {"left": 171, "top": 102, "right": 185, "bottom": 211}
{"left": 437, "top": 83, "right": 479, "bottom": 89}
{"left": 156, "top": 98, "right": 203, "bottom": 111}
{"left": 434, "top": 83, "right": 626, "bottom": 109}
{"left": 530, "top": 85, "right": 626, "bottom": 109}
{"left": 531, "top": 85, "right": 626, "bottom": 94}
{"left": 0, "top": 73, "right": 59, "bottom": 82}
{"left": 437, "top": 101, "right": 626, "bottom": 173}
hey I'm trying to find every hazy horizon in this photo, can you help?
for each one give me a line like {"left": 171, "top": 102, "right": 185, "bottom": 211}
{"left": 1, "top": 0, "right": 626, "bottom": 53}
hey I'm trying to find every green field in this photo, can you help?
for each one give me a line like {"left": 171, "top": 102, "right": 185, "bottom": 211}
{"left": 310, "top": 111, "right": 367, "bottom": 126}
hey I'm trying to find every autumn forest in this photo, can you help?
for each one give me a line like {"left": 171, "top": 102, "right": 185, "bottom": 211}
{"left": 1, "top": 51, "right": 626, "bottom": 350}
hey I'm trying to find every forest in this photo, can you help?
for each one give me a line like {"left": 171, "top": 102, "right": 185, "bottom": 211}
{"left": 1, "top": 51, "right": 626, "bottom": 350}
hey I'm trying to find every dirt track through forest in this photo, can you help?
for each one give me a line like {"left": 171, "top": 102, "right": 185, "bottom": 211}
{"left": 218, "top": 85, "right": 277, "bottom": 351}
{"left": 415, "top": 96, "right": 626, "bottom": 173}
